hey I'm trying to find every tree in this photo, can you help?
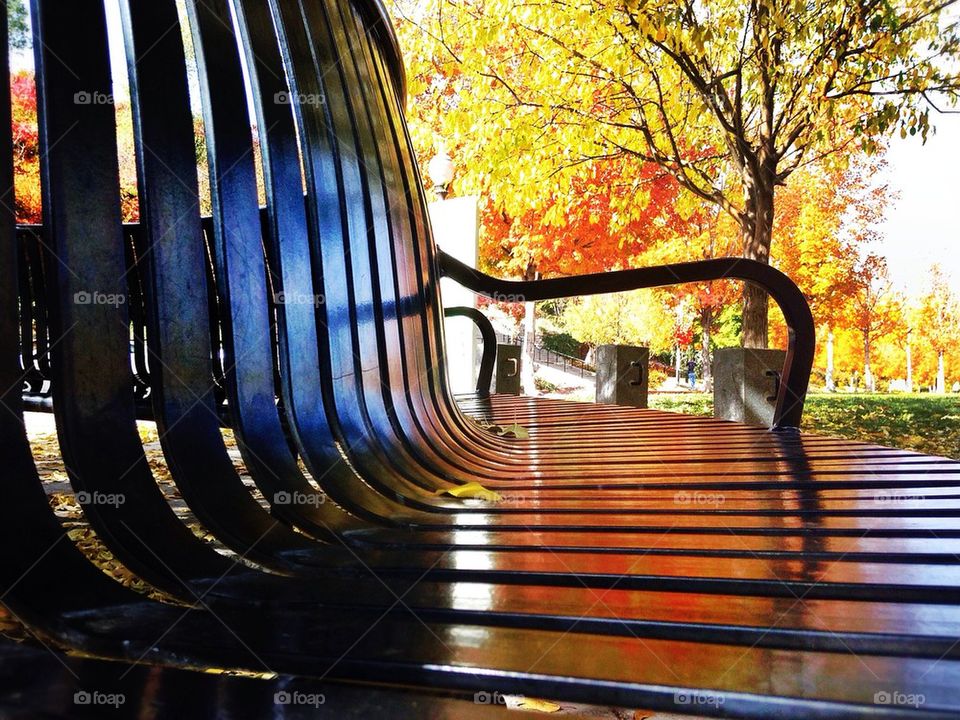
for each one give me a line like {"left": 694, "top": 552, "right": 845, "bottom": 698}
{"left": 847, "top": 255, "right": 901, "bottom": 391}
{"left": 917, "top": 265, "right": 960, "bottom": 393}
{"left": 10, "top": 70, "right": 41, "bottom": 223}
{"left": 7, "top": 0, "right": 29, "bottom": 50}
{"left": 475, "top": 155, "right": 686, "bottom": 393}
{"left": 394, "top": 0, "right": 960, "bottom": 348}
{"left": 560, "top": 290, "right": 675, "bottom": 353}
{"left": 639, "top": 201, "right": 740, "bottom": 384}
{"left": 477, "top": 157, "right": 684, "bottom": 277}
{"left": 772, "top": 157, "right": 890, "bottom": 388}
{"left": 905, "top": 325, "right": 913, "bottom": 392}
{"left": 10, "top": 69, "right": 140, "bottom": 223}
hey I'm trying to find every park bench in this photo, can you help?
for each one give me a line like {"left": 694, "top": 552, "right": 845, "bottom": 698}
{"left": 2, "top": 0, "right": 960, "bottom": 717}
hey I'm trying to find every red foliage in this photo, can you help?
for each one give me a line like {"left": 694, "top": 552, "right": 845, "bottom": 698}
{"left": 11, "top": 71, "right": 42, "bottom": 223}
{"left": 10, "top": 70, "right": 141, "bottom": 224}
{"left": 674, "top": 326, "right": 694, "bottom": 347}
{"left": 10, "top": 72, "right": 38, "bottom": 150}
{"left": 479, "top": 157, "right": 686, "bottom": 277}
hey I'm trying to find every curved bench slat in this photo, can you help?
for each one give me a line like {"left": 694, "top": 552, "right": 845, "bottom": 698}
{"left": 31, "top": 0, "right": 233, "bottom": 590}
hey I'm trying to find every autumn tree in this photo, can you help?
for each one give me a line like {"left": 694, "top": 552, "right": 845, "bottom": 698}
{"left": 10, "top": 70, "right": 41, "bottom": 223}
{"left": 680, "top": 209, "right": 740, "bottom": 385}
{"left": 10, "top": 66, "right": 140, "bottom": 224}
{"left": 394, "top": 0, "right": 960, "bottom": 349}
{"left": 772, "top": 157, "right": 890, "bottom": 388}
{"left": 561, "top": 290, "right": 675, "bottom": 353}
{"left": 637, "top": 200, "right": 740, "bottom": 383}
{"left": 917, "top": 265, "right": 960, "bottom": 393}
{"left": 847, "top": 254, "right": 902, "bottom": 391}
{"left": 475, "top": 155, "right": 686, "bottom": 393}
{"left": 478, "top": 158, "right": 684, "bottom": 277}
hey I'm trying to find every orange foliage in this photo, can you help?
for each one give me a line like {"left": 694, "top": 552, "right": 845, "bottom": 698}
{"left": 478, "top": 157, "right": 685, "bottom": 277}
{"left": 10, "top": 70, "right": 140, "bottom": 224}
{"left": 11, "top": 71, "right": 41, "bottom": 223}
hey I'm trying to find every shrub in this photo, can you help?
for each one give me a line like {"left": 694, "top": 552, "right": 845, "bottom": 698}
{"left": 542, "top": 332, "right": 583, "bottom": 358}
{"left": 648, "top": 368, "right": 668, "bottom": 390}
{"left": 534, "top": 376, "right": 559, "bottom": 393}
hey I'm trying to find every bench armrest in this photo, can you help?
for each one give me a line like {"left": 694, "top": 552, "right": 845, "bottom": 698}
{"left": 438, "top": 250, "right": 815, "bottom": 430}
{"left": 443, "top": 306, "right": 497, "bottom": 398}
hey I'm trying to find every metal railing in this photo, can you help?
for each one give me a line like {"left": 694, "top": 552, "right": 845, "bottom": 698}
{"left": 531, "top": 344, "right": 594, "bottom": 377}
{"left": 494, "top": 331, "right": 595, "bottom": 378}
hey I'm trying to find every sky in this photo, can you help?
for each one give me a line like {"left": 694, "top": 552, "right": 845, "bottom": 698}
{"left": 877, "top": 113, "right": 960, "bottom": 294}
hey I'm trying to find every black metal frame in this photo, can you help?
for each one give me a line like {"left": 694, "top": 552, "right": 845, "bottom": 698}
{"left": 442, "top": 306, "right": 497, "bottom": 397}
{"left": 439, "top": 250, "right": 815, "bottom": 429}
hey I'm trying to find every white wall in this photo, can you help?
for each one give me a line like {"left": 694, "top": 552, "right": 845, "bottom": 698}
{"left": 429, "top": 196, "right": 480, "bottom": 394}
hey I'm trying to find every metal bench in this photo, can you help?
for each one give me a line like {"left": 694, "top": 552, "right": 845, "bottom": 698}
{"left": 2, "top": 0, "right": 959, "bottom": 717}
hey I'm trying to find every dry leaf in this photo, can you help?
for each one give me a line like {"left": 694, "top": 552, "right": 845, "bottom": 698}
{"left": 466, "top": 415, "right": 530, "bottom": 439}
{"left": 435, "top": 482, "right": 503, "bottom": 502}
{"left": 496, "top": 422, "right": 530, "bottom": 439}
{"left": 515, "top": 697, "right": 561, "bottom": 713}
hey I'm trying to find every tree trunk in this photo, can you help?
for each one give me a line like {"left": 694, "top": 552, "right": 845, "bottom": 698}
{"left": 674, "top": 345, "right": 681, "bottom": 381}
{"left": 905, "top": 330, "right": 913, "bottom": 392}
{"left": 740, "top": 172, "right": 775, "bottom": 350}
{"left": 520, "top": 260, "right": 538, "bottom": 395}
{"left": 937, "top": 351, "right": 946, "bottom": 394}
{"left": 825, "top": 328, "right": 835, "bottom": 391}
{"left": 700, "top": 307, "right": 712, "bottom": 384}
{"left": 521, "top": 299, "right": 537, "bottom": 396}
{"left": 863, "top": 332, "right": 874, "bottom": 392}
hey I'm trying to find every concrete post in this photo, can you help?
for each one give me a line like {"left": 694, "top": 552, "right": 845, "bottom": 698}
{"left": 713, "top": 348, "right": 787, "bottom": 426}
{"left": 595, "top": 345, "right": 649, "bottom": 408}
{"left": 495, "top": 344, "right": 522, "bottom": 395}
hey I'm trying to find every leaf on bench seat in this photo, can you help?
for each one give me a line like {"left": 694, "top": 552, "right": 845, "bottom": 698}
{"left": 514, "top": 697, "right": 561, "bottom": 712}
{"left": 435, "top": 482, "right": 503, "bottom": 502}
{"left": 466, "top": 415, "right": 530, "bottom": 439}
{"left": 495, "top": 422, "right": 530, "bottom": 439}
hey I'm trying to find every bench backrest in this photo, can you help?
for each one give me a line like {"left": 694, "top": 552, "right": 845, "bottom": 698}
{"left": 18, "top": 0, "right": 494, "bottom": 493}
{"left": 4, "top": 0, "right": 457, "bottom": 608}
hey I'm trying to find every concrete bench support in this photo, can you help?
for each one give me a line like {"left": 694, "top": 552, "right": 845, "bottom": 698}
{"left": 495, "top": 344, "right": 522, "bottom": 395}
{"left": 596, "top": 345, "right": 649, "bottom": 408}
{"left": 713, "top": 348, "right": 787, "bottom": 426}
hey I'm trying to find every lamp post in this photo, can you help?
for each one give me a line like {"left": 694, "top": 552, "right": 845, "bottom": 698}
{"left": 427, "top": 149, "right": 454, "bottom": 200}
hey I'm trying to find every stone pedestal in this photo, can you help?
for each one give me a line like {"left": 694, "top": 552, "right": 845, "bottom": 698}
{"left": 495, "top": 344, "right": 521, "bottom": 395}
{"left": 713, "top": 348, "right": 786, "bottom": 426}
{"left": 595, "top": 345, "right": 649, "bottom": 408}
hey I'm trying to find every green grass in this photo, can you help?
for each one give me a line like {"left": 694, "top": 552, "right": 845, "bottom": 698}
{"left": 649, "top": 392, "right": 960, "bottom": 459}
{"left": 648, "top": 393, "right": 715, "bottom": 417}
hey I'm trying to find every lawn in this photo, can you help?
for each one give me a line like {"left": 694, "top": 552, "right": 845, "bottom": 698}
{"left": 650, "top": 392, "right": 960, "bottom": 460}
